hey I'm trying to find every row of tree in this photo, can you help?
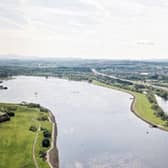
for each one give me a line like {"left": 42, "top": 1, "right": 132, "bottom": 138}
{"left": 146, "top": 92, "right": 168, "bottom": 121}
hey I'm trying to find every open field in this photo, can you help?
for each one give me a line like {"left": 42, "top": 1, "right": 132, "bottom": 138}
{"left": 0, "top": 103, "right": 52, "bottom": 168}
{"left": 92, "top": 80, "right": 168, "bottom": 131}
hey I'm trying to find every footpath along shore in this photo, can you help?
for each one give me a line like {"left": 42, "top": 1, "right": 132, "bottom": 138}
{"left": 47, "top": 109, "right": 59, "bottom": 168}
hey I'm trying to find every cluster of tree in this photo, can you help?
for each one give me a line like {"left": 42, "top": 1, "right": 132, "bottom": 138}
{"left": 155, "top": 89, "right": 168, "bottom": 100}
{"left": 146, "top": 92, "right": 157, "bottom": 104}
{"left": 0, "top": 71, "right": 11, "bottom": 78}
{"left": 1, "top": 58, "right": 168, "bottom": 85}
{"left": 22, "top": 102, "right": 50, "bottom": 113}
{"left": 94, "top": 75, "right": 146, "bottom": 93}
{"left": 25, "top": 103, "right": 41, "bottom": 108}
{"left": 39, "top": 150, "right": 47, "bottom": 160}
{"left": 42, "top": 138, "right": 50, "bottom": 148}
{"left": 129, "top": 84, "right": 145, "bottom": 93}
{"left": 37, "top": 114, "right": 48, "bottom": 121}
{"left": 150, "top": 74, "right": 168, "bottom": 81}
{"left": 0, "top": 65, "right": 92, "bottom": 81}
{"left": 147, "top": 86, "right": 168, "bottom": 100}
{"left": 97, "top": 61, "right": 168, "bottom": 83}
{"left": 29, "top": 125, "right": 38, "bottom": 132}
{"left": 146, "top": 92, "right": 168, "bottom": 121}
{"left": 0, "top": 105, "right": 17, "bottom": 123}
{"left": 43, "top": 129, "right": 51, "bottom": 138}
{"left": 154, "top": 82, "right": 168, "bottom": 88}
{"left": 0, "top": 113, "right": 10, "bottom": 123}
{"left": 39, "top": 128, "right": 51, "bottom": 160}
{"left": 40, "top": 127, "right": 51, "bottom": 147}
{"left": 29, "top": 126, "right": 51, "bottom": 160}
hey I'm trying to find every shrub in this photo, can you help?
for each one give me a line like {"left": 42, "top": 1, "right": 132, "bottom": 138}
{"left": 29, "top": 125, "right": 37, "bottom": 132}
{"left": 146, "top": 93, "right": 156, "bottom": 104}
{"left": 0, "top": 113, "right": 10, "bottom": 123}
{"left": 7, "top": 112, "right": 15, "bottom": 117}
{"left": 27, "top": 103, "right": 40, "bottom": 108}
{"left": 43, "top": 130, "right": 51, "bottom": 138}
{"left": 151, "top": 103, "right": 159, "bottom": 110}
{"left": 37, "top": 115, "right": 48, "bottom": 121}
{"left": 42, "top": 138, "right": 50, "bottom": 148}
{"left": 40, "top": 127, "right": 47, "bottom": 131}
{"left": 155, "top": 89, "right": 168, "bottom": 100}
{"left": 39, "top": 150, "right": 47, "bottom": 160}
{"left": 155, "top": 110, "right": 165, "bottom": 119}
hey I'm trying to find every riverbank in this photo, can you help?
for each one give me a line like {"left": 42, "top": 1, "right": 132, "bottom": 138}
{"left": 92, "top": 80, "right": 168, "bottom": 132}
{"left": 47, "top": 110, "right": 59, "bottom": 168}
{"left": 0, "top": 103, "right": 59, "bottom": 168}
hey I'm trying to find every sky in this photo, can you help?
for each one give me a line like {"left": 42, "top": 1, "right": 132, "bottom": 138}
{"left": 0, "top": 0, "right": 168, "bottom": 60}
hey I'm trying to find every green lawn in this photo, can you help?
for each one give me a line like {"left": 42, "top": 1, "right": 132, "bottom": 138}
{"left": 133, "top": 92, "right": 166, "bottom": 126}
{"left": 93, "top": 80, "right": 168, "bottom": 130}
{"left": 0, "top": 103, "right": 52, "bottom": 168}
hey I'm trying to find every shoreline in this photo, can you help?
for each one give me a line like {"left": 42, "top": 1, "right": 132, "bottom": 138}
{"left": 47, "top": 110, "right": 59, "bottom": 168}
{"left": 92, "top": 80, "right": 168, "bottom": 132}
{"left": 130, "top": 94, "right": 168, "bottom": 132}
{"left": 0, "top": 102, "right": 57, "bottom": 168}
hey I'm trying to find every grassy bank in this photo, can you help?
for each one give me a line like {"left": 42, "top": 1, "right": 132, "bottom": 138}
{"left": 0, "top": 103, "right": 53, "bottom": 168}
{"left": 92, "top": 80, "right": 168, "bottom": 131}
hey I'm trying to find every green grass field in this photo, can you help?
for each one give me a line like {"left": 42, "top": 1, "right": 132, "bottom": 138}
{"left": 0, "top": 103, "right": 52, "bottom": 168}
{"left": 133, "top": 92, "right": 166, "bottom": 126}
{"left": 93, "top": 80, "right": 168, "bottom": 130}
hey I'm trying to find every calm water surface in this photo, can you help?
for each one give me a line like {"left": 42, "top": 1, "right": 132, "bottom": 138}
{"left": 156, "top": 95, "right": 168, "bottom": 114}
{"left": 1, "top": 76, "right": 168, "bottom": 168}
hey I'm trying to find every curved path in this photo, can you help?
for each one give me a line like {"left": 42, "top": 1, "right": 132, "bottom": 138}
{"left": 32, "top": 123, "right": 41, "bottom": 168}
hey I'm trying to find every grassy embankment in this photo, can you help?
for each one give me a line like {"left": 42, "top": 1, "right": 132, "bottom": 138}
{"left": 0, "top": 103, "right": 52, "bottom": 168}
{"left": 92, "top": 80, "right": 168, "bottom": 131}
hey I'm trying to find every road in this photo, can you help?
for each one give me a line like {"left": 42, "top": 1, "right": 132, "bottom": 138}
{"left": 92, "top": 69, "right": 168, "bottom": 92}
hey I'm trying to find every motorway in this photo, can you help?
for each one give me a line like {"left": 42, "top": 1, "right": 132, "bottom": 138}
{"left": 92, "top": 68, "right": 168, "bottom": 92}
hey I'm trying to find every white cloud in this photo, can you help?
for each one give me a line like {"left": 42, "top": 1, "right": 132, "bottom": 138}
{"left": 0, "top": 0, "right": 168, "bottom": 59}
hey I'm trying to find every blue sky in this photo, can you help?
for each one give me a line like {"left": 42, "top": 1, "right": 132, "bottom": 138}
{"left": 0, "top": 0, "right": 168, "bottom": 59}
